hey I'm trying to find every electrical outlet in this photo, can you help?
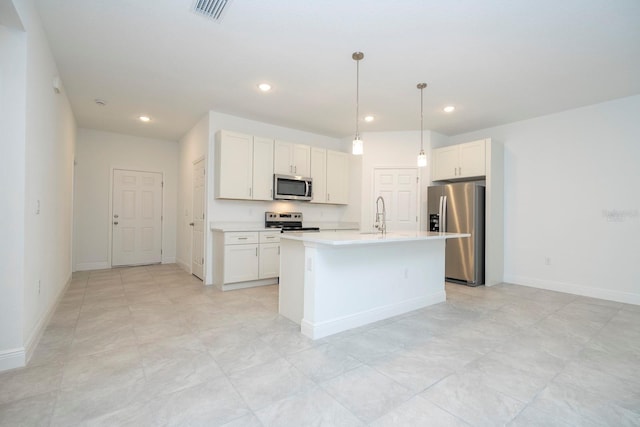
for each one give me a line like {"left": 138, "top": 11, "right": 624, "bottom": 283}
{"left": 545, "top": 257, "right": 551, "bottom": 266}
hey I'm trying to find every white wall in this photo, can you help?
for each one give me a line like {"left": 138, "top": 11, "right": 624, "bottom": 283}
{"left": 176, "top": 114, "right": 210, "bottom": 272}
{"left": 0, "top": 10, "right": 27, "bottom": 370}
{"left": 448, "top": 95, "right": 640, "bottom": 304}
{"left": 74, "top": 128, "right": 178, "bottom": 270}
{"left": 0, "top": 0, "right": 76, "bottom": 371}
{"left": 358, "top": 131, "right": 432, "bottom": 231}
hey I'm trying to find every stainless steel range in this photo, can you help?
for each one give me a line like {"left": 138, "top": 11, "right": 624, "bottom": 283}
{"left": 265, "top": 212, "right": 320, "bottom": 232}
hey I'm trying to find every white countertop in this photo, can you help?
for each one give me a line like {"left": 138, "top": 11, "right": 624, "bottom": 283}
{"left": 210, "top": 222, "right": 278, "bottom": 232}
{"left": 210, "top": 221, "right": 360, "bottom": 232}
{"left": 279, "top": 230, "right": 470, "bottom": 246}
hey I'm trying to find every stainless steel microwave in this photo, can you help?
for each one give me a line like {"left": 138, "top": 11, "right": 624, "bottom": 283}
{"left": 273, "top": 174, "right": 313, "bottom": 201}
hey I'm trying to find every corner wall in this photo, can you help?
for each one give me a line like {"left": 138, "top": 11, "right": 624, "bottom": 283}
{"left": 0, "top": 0, "right": 77, "bottom": 371}
{"left": 73, "top": 128, "right": 178, "bottom": 271}
{"left": 449, "top": 95, "right": 640, "bottom": 304}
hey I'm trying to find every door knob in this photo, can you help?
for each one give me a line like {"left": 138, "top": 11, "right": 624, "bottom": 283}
{"left": 189, "top": 222, "right": 194, "bottom": 226}
{"left": 113, "top": 221, "right": 119, "bottom": 225}
{"left": 114, "top": 214, "right": 119, "bottom": 218}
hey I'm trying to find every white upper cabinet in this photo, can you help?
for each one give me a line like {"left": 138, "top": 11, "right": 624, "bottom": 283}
{"left": 252, "top": 136, "right": 274, "bottom": 200}
{"left": 432, "top": 139, "right": 486, "bottom": 181}
{"left": 215, "top": 130, "right": 274, "bottom": 200}
{"left": 310, "top": 147, "right": 327, "bottom": 204}
{"left": 274, "top": 140, "right": 311, "bottom": 176}
{"left": 215, "top": 130, "right": 253, "bottom": 200}
{"left": 310, "top": 148, "right": 348, "bottom": 205}
{"left": 326, "top": 150, "right": 349, "bottom": 204}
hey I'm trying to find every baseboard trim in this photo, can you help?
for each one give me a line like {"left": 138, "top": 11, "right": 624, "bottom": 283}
{"left": 301, "top": 291, "right": 446, "bottom": 340}
{"left": 24, "top": 273, "right": 72, "bottom": 365}
{"left": 0, "top": 347, "right": 26, "bottom": 372}
{"left": 75, "top": 261, "right": 110, "bottom": 271}
{"left": 505, "top": 275, "right": 640, "bottom": 306}
{"left": 176, "top": 259, "right": 190, "bottom": 273}
{"left": 162, "top": 257, "right": 176, "bottom": 264}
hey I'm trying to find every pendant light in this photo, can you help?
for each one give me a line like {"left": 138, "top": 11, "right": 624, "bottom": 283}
{"left": 352, "top": 52, "right": 364, "bottom": 155}
{"left": 417, "top": 82, "right": 428, "bottom": 167}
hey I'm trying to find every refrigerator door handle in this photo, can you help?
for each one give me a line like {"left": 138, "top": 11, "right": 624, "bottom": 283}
{"left": 442, "top": 195, "right": 447, "bottom": 232}
{"left": 438, "top": 196, "right": 443, "bottom": 232}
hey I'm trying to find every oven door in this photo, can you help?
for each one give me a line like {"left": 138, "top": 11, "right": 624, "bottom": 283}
{"left": 274, "top": 174, "right": 312, "bottom": 201}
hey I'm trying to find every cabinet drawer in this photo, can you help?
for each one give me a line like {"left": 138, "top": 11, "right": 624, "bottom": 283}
{"left": 260, "top": 231, "right": 281, "bottom": 243}
{"left": 224, "top": 232, "right": 259, "bottom": 245}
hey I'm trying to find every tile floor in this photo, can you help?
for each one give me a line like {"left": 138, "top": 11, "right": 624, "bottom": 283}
{"left": 0, "top": 264, "right": 639, "bottom": 426}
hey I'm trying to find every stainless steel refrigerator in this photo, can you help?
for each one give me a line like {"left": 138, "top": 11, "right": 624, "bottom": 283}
{"left": 427, "top": 182, "right": 485, "bottom": 286}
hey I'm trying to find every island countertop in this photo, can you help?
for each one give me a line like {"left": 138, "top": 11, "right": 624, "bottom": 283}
{"left": 279, "top": 230, "right": 469, "bottom": 246}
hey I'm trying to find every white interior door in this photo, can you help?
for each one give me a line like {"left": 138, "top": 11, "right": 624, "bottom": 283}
{"left": 112, "top": 169, "right": 163, "bottom": 266}
{"left": 191, "top": 159, "right": 205, "bottom": 280}
{"left": 373, "top": 168, "right": 419, "bottom": 232}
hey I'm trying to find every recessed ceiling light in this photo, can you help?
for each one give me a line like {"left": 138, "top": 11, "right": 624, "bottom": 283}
{"left": 94, "top": 98, "right": 107, "bottom": 106}
{"left": 443, "top": 106, "right": 455, "bottom": 113}
{"left": 364, "top": 115, "right": 375, "bottom": 122}
{"left": 139, "top": 116, "right": 151, "bottom": 122}
{"left": 258, "top": 83, "right": 272, "bottom": 92}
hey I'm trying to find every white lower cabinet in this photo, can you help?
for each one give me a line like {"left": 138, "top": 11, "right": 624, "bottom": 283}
{"left": 213, "top": 230, "right": 280, "bottom": 290}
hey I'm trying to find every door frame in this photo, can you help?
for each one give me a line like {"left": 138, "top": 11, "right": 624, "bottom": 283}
{"left": 370, "top": 166, "right": 422, "bottom": 232}
{"left": 190, "top": 156, "right": 206, "bottom": 279}
{"left": 109, "top": 167, "right": 165, "bottom": 268}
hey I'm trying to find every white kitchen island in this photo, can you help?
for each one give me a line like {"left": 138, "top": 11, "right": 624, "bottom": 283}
{"left": 278, "top": 230, "right": 469, "bottom": 339}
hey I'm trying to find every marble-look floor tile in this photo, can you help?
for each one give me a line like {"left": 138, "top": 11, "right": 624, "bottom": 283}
{"left": 148, "top": 376, "right": 250, "bottom": 426}
{"left": 61, "top": 345, "right": 143, "bottom": 389}
{"left": 329, "top": 328, "right": 404, "bottom": 363}
{"left": 285, "top": 343, "right": 362, "bottom": 383}
{"left": 370, "top": 395, "right": 469, "bottom": 427}
{"left": 368, "top": 342, "right": 479, "bottom": 393}
{"left": 255, "top": 386, "right": 363, "bottom": 427}
{"left": 50, "top": 376, "right": 148, "bottom": 427}
{"left": 0, "top": 391, "right": 57, "bottom": 427}
{"left": 228, "top": 358, "right": 315, "bottom": 411}
{"left": 421, "top": 372, "right": 525, "bottom": 426}
{"left": 0, "top": 362, "right": 63, "bottom": 405}
{"left": 220, "top": 413, "right": 264, "bottom": 427}
{"left": 201, "top": 328, "right": 282, "bottom": 374}
{"left": 139, "top": 334, "right": 224, "bottom": 396}
{"left": 321, "top": 365, "right": 413, "bottom": 423}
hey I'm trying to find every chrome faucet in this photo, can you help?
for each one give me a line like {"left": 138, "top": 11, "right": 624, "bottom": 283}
{"left": 374, "top": 196, "right": 387, "bottom": 234}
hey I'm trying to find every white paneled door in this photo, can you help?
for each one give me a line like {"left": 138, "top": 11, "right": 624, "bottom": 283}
{"left": 373, "top": 168, "right": 419, "bottom": 232}
{"left": 191, "top": 159, "right": 205, "bottom": 280}
{"left": 112, "top": 169, "right": 163, "bottom": 267}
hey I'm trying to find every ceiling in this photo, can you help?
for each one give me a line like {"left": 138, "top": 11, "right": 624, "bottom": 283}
{"left": 35, "top": 0, "right": 640, "bottom": 141}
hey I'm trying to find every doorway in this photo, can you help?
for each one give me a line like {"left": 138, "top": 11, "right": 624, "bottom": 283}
{"left": 191, "top": 158, "right": 205, "bottom": 280}
{"left": 111, "top": 169, "right": 163, "bottom": 267}
{"left": 373, "top": 168, "right": 419, "bottom": 232}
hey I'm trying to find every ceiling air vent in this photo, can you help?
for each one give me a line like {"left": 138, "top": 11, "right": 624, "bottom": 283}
{"left": 193, "top": 0, "right": 233, "bottom": 21}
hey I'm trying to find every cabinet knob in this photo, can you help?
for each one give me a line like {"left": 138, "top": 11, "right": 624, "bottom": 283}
{"left": 189, "top": 222, "right": 194, "bottom": 226}
{"left": 113, "top": 221, "right": 119, "bottom": 225}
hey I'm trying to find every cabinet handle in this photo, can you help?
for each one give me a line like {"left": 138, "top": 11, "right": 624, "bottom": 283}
{"left": 249, "top": 187, "right": 252, "bottom": 197}
{"left": 256, "top": 247, "right": 258, "bottom": 256}
{"left": 294, "top": 165, "right": 297, "bottom": 173}
{"left": 238, "top": 237, "right": 248, "bottom": 240}
{"left": 278, "top": 246, "right": 280, "bottom": 255}
{"left": 265, "top": 236, "right": 274, "bottom": 239}
{"left": 289, "top": 165, "right": 293, "bottom": 173}
{"left": 327, "top": 193, "right": 330, "bottom": 201}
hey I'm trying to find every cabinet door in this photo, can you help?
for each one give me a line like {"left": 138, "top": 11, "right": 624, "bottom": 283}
{"left": 216, "top": 131, "right": 253, "bottom": 199}
{"left": 326, "top": 150, "right": 349, "bottom": 204}
{"left": 310, "top": 147, "right": 327, "bottom": 204}
{"left": 459, "top": 140, "right": 486, "bottom": 178}
{"left": 259, "top": 243, "right": 280, "bottom": 279}
{"left": 292, "top": 144, "right": 311, "bottom": 176}
{"left": 274, "top": 140, "right": 293, "bottom": 174}
{"left": 252, "top": 137, "right": 274, "bottom": 200}
{"left": 224, "top": 244, "right": 259, "bottom": 283}
{"left": 432, "top": 146, "right": 459, "bottom": 181}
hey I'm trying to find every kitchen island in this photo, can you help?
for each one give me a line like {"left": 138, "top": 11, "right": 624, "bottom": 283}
{"left": 278, "top": 230, "right": 469, "bottom": 339}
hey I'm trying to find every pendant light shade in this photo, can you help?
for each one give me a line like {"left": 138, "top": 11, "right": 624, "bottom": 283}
{"left": 352, "top": 52, "right": 364, "bottom": 155}
{"left": 417, "top": 82, "right": 428, "bottom": 167}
